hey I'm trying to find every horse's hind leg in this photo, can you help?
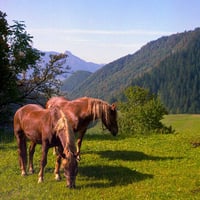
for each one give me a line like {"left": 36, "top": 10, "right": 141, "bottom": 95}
{"left": 29, "top": 142, "right": 36, "bottom": 174}
{"left": 15, "top": 132, "right": 27, "bottom": 176}
{"left": 38, "top": 143, "right": 49, "bottom": 183}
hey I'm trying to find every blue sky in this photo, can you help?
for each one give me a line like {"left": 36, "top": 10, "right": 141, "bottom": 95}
{"left": 1, "top": 0, "right": 200, "bottom": 63}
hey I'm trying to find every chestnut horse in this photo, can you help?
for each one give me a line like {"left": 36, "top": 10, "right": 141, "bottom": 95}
{"left": 13, "top": 104, "right": 78, "bottom": 188}
{"left": 46, "top": 96, "right": 118, "bottom": 159}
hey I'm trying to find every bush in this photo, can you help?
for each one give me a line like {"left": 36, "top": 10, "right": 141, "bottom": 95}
{"left": 118, "top": 86, "right": 174, "bottom": 135}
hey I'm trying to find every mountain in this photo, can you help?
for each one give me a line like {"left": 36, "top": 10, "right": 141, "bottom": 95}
{"left": 132, "top": 29, "right": 200, "bottom": 113}
{"left": 61, "top": 70, "right": 92, "bottom": 93}
{"left": 66, "top": 28, "right": 200, "bottom": 113}
{"left": 41, "top": 50, "right": 103, "bottom": 80}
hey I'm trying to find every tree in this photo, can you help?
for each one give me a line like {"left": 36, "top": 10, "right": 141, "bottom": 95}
{"left": 17, "top": 53, "right": 69, "bottom": 103}
{"left": 118, "top": 86, "right": 173, "bottom": 135}
{"left": 0, "top": 11, "right": 18, "bottom": 109}
{"left": 0, "top": 11, "right": 69, "bottom": 124}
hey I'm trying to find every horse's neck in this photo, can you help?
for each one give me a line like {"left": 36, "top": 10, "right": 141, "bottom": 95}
{"left": 90, "top": 99, "right": 105, "bottom": 121}
{"left": 68, "top": 98, "right": 103, "bottom": 125}
{"left": 72, "top": 99, "right": 94, "bottom": 121}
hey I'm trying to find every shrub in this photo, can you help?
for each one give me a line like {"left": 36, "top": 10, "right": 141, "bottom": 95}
{"left": 118, "top": 86, "right": 174, "bottom": 135}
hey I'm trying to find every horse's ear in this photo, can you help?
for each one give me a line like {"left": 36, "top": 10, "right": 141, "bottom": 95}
{"left": 111, "top": 103, "right": 117, "bottom": 111}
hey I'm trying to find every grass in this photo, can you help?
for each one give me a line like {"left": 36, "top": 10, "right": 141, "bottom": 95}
{"left": 1, "top": 115, "right": 200, "bottom": 199}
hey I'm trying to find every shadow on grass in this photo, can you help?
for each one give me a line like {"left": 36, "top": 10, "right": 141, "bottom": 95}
{"left": 78, "top": 164, "right": 153, "bottom": 188}
{"left": 97, "top": 150, "right": 183, "bottom": 162}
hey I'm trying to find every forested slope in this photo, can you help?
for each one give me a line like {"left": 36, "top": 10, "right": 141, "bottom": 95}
{"left": 133, "top": 30, "right": 200, "bottom": 113}
{"left": 61, "top": 71, "right": 92, "bottom": 94}
{"left": 67, "top": 28, "right": 200, "bottom": 113}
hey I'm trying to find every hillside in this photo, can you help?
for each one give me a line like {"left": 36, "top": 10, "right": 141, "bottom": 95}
{"left": 61, "top": 70, "right": 92, "bottom": 94}
{"left": 132, "top": 29, "right": 200, "bottom": 113}
{"left": 67, "top": 28, "right": 200, "bottom": 113}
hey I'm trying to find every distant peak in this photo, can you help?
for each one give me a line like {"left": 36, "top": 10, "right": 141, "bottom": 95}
{"left": 64, "top": 50, "right": 72, "bottom": 55}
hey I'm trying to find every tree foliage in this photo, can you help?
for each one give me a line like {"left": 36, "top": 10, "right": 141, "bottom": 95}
{"left": 118, "top": 86, "right": 173, "bottom": 135}
{"left": 0, "top": 11, "right": 18, "bottom": 108}
{"left": 0, "top": 11, "right": 69, "bottom": 124}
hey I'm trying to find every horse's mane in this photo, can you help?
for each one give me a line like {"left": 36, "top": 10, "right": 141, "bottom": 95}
{"left": 87, "top": 97, "right": 111, "bottom": 123}
{"left": 55, "top": 109, "right": 76, "bottom": 153}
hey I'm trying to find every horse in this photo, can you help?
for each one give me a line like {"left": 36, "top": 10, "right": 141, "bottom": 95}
{"left": 13, "top": 104, "right": 78, "bottom": 188}
{"left": 46, "top": 96, "right": 118, "bottom": 159}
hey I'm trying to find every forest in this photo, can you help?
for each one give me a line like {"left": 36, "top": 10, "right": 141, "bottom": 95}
{"left": 133, "top": 33, "right": 200, "bottom": 113}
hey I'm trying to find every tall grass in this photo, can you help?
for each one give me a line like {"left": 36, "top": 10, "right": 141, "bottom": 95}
{"left": 1, "top": 115, "right": 200, "bottom": 199}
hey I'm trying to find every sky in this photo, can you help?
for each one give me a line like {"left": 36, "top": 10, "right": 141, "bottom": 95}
{"left": 1, "top": 0, "right": 200, "bottom": 63}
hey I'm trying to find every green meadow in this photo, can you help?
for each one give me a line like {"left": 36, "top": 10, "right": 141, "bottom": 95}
{"left": 1, "top": 114, "right": 200, "bottom": 199}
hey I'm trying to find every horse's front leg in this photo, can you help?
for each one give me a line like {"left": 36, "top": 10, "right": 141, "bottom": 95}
{"left": 28, "top": 142, "right": 36, "bottom": 174}
{"left": 54, "top": 145, "right": 64, "bottom": 181}
{"left": 38, "top": 143, "right": 49, "bottom": 183}
{"left": 76, "top": 130, "right": 86, "bottom": 160}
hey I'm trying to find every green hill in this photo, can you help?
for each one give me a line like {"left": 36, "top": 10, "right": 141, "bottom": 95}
{"left": 61, "top": 70, "right": 92, "bottom": 94}
{"left": 66, "top": 28, "right": 200, "bottom": 113}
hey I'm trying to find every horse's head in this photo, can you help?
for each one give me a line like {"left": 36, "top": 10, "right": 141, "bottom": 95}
{"left": 62, "top": 149, "right": 78, "bottom": 188}
{"left": 53, "top": 107, "right": 78, "bottom": 188}
{"left": 102, "top": 103, "right": 118, "bottom": 136}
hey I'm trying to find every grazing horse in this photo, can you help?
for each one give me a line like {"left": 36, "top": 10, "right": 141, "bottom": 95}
{"left": 13, "top": 104, "right": 78, "bottom": 188}
{"left": 46, "top": 96, "right": 118, "bottom": 159}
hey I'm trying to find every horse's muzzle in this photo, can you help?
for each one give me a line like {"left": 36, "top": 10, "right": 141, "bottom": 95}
{"left": 66, "top": 175, "right": 76, "bottom": 189}
{"left": 111, "top": 127, "right": 118, "bottom": 136}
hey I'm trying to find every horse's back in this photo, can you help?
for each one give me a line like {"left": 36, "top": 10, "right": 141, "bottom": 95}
{"left": 15, "top": 104, "right": 43, "bottom": 116}
{"left": 14, "top": 104, "right": 44, "bottom": 133}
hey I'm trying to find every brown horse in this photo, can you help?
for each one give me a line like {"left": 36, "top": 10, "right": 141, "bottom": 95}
{"left": 13, "top": 104, "right": 78, "bottom": 188}
{"left": 46, "top": 96, "right": 118, "bottom": 159}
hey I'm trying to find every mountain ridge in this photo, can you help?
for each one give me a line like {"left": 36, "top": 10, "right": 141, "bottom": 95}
{"left": 66, "top": 27, "right": 200, "bottom": 113}
{"left": 41, "top": 50, "right": 103, "bottom": 80}
{"left": 68, "top": 30, "right": 186, "bottom": 98}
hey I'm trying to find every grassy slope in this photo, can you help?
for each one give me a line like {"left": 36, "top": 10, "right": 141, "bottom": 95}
{"left": 1, "top": 115, "right": 200, "bottom": 199}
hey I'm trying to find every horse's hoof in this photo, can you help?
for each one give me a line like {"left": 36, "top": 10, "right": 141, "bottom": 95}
{"left": 67, "top": 185, "right": 76, "bottom": 189}
{"left": 38, "top": 177, "right": 43, "bottom": 183}
{"left": 55, "top": 174, "right": 61, "bottom": 181}
{"left": 29, "top": 170, "right": 34, "bottom": 174}
{"left": 76, "top": 154, "right": 81, "bottom": 161}
{"left": 21, "top": 171, "right": 27, "bottom": 176}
